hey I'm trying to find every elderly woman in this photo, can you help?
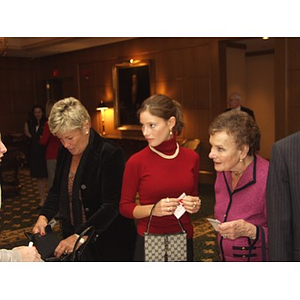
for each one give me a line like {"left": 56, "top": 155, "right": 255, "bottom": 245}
{"left": 208, "top": 110, "right": 268, "bottom": 261}
{"left": 32, "top": 97, "right": 136, "bottom": 261}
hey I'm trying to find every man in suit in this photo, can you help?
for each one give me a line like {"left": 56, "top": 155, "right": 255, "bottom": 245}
{"left": 226, "top": 92, "right": 255, "bottom": 120}
{"left": 266, "top": 131, "right": 300, "bottom": 261}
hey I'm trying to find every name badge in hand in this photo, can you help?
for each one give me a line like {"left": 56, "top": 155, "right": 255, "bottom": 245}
{"left": 174, "top": 192, "right": 186, "bottom": 219}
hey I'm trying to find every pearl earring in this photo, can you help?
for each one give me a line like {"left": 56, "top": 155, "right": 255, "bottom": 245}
{"left": 170, "top": 129, "right": 173, "bottom": 137}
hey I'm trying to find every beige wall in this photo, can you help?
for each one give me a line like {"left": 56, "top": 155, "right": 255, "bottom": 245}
{"left": 246, "top": 54, "right": 275, "bottom": 159}
{"left": 226, "top": 47, "right": 246, "bottom": 100}
{"left": 226, "top": 46, "right": 275, "bottom": 160}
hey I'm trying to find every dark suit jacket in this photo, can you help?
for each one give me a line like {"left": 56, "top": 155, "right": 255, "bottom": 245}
{"left": 40, "top": 128, "right": 136, "bottom": 261}
{"left": 266, "top": 131, "right": 300, "bottom": 261}
{"left": 226, "top": 106, "right": 255, "bottom": 120}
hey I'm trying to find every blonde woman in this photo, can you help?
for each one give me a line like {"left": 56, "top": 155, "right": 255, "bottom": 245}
{"left": 32, "top": 97, "right": 135, "bottom": 261}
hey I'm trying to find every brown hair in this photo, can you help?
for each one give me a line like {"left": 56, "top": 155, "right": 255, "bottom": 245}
{"left": 137, "top": 94, "right": 184, "bottom": 135}
{"left": 208, "top": 110, "right": 260, "bottom": 156}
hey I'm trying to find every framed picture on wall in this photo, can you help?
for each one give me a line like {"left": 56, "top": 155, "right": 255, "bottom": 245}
{"left": 113, "top": 60, "right": 153, "bottom": 130}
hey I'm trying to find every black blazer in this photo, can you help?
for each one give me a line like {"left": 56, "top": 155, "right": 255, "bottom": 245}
{"left": 266, "top": 131, "right": 300, "bottom": 261}
{"left": 40, "top": 128, "right": 136, "bottom": 261}
{"left": 226, "top": 106, "right": 255, "bottom": 120}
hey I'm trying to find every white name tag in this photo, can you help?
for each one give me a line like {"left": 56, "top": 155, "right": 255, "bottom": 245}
{"left": 174, "top": 192, "right": 186, "bottom": 219}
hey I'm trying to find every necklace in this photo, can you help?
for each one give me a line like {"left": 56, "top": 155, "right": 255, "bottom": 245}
{"left": 149, "top": 143, "right": 180, "bottom": 159}
{"left": 232, "top": 171, "right": 243, "bottom": 176}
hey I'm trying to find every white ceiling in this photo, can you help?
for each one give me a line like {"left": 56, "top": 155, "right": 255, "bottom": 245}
{"left": 2, "top": 37, "right": 136, "bottom": 58}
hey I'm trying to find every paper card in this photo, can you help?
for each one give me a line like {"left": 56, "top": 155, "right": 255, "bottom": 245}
{"left": 207, "top": 218, "right": 221, "bottom": 231}
{"left": 174, "top": 192, "right": 186, "bottom": 219}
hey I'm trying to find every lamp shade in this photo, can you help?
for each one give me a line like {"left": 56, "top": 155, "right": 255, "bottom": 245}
{"left": 96, "top": 101, "right": 108, "bottom": 111}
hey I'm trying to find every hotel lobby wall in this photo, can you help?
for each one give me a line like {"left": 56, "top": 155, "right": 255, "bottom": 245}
{"left": 0, "top": 57, "right": 40, "bottom": 134}
{"left": 274, "top": 38, "right": 300, "bottom": 140}
{"left": 36, "top": 37, "right": 223, "bottom": 177}
{"left": 2, "top": 37, "right": 300, "bottom": 179}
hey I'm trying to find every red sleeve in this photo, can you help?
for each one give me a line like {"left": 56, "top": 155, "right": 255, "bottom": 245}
{"left": 193, "top": 152, "right": 200, "bottom": 195}
{"left": 119, "top": 156, "right": 140, "bottom": 219}
{"left": 39, "top": 122, "right": 51, "bottom": 146}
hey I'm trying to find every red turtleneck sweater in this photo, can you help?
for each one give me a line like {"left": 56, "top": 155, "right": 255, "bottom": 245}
{"left": 120, "top": 137, "right": 199, "bottom": 238}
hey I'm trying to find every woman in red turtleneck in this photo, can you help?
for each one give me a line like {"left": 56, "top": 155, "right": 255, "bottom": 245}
{"left": 119, "top": 94, "right": 201, "bottom": 261}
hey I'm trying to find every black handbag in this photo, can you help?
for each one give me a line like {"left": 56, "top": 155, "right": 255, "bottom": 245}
{"left": 25, "top": 225, "right": 60, "bottom": 261}
{"left": 47, "top": 226, "right": 96, "bottom": 262}
{"left": 143, "top": 204, "right": 187, "bottom": 262}
{"left": 25, "top": 225, "right": 95, "bottom": 262}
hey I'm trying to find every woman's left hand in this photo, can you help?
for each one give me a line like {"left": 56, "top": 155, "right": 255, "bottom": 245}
{"left": 217, "top": 219, "right": 257, "bottom": 240}
{"left": 182, "top": 195, "right": 201, "bottom": 214}
{"left": 54, "top": 234, "right": 78, "bottom": 258}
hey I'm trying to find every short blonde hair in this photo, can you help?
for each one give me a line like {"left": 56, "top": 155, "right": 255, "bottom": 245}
{"left": 48, "top": 97, "right": 91, "bottom": 135}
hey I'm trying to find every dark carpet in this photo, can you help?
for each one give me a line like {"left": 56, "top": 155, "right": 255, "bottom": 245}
{"left": 0, "top": 168, "right": 220, "bottom": 262}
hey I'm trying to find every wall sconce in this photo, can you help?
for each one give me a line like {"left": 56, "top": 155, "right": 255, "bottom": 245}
{"left": 96, "top": 101, "right": 108, "bottom": 135}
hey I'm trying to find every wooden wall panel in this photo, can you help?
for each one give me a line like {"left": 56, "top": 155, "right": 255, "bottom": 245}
{"left": 183, "top": 109, "right": 211, "bottom": 139}
{"left": 0, "top": 64, "right": 36, "bottom": 133}
{"left": 11, "top": 91, "right": 35, "bottom": 114}
{"left": 155, "top": 80, "right": 182, "bottom": 101}
{"left": 183, "top": 77, "right": 211, "bottom": 109}
{"left": 288, "top": 107, "right": 300, "bottom": 133}
{"left": 1, "top": 38, "right": 224, "bottom": 181}
{"left": 289, "top": 69, "right": 300, "bottom": 108}
{"left": 154, "top": 49, "right": 183, "bottom": 81}
{"left": 182, "top": 44, "right": 210, "bottom": 78}
{"left": 0, "top": 91, "right": 11, "bottom": 114}
{"left": 0, "top": 69, "right": 10, "bottom": 89}
{"left": 78, "top": 63, "right": 96, "bottom": 89}
{"left": 95, "top": 61, "right": 114, "bottom": 87}
{"left": 288, "top": 38, "right": 300, "bottom": 69}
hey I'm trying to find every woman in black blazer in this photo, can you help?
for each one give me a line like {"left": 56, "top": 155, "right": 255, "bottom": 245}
{"left": 32, "top": 97, "right": 136, "bottom": 261}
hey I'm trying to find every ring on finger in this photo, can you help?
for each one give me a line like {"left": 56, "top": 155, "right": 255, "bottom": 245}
{"left": 167, "top": 197, "right": 170, "bottom": 203}
{"left": 168, "top": 206, "right": 170, "bottom": 212}
{"left": 192, "top": 202, "right": 196, "bottom": 208}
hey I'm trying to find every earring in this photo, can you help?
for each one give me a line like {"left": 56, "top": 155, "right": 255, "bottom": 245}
{"left": 86, "top": 131, "right": 89, "bottom": 135}
{"left": 239, "top": 158, "right": 243, "bottom": 162}
{"left": 170, "top": 129, "right": 173, "bottom": 137}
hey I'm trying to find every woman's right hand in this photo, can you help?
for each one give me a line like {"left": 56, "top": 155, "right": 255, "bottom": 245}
{"left": 32, "top": 215, "right": 48, "bottom": 235}
{"left": 152, "top": 197, "right": 179, "bottom": 217}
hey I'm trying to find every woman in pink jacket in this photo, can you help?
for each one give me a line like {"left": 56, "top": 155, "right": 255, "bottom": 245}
{"left": 208, "top": 110, "right": 268, "bottom": 261}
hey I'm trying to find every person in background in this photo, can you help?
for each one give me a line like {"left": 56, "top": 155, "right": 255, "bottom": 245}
{"left": 120, "top": 94, "right": 201, "bottom": 261}
{"left": 39, "top": 100, "right": 61, "bottom": 191}
{"left": 32, "top": 97, "right": 136, "bottom": 261}
{"left": 24, "top": 105, "right": 48, "bottom": 208}
{"left": 266, "top": 131, "right": 300, "bottom": 261}
{"left": 0, "top": 133, "right": 42, "bottom": 262}
{"left": 208, "top": 110, "right": 268, "bottom": 261}
{"left": 226, "top": 92, "right": 255, "bottom": 120}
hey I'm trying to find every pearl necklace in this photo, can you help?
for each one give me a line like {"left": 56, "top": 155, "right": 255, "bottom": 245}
{"left": 149, "top": 143, "right": 180, "bottom": 159}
